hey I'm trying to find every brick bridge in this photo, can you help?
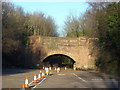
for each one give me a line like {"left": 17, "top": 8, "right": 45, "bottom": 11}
{"left": 26, "top": 36, "right": 98, "bottom": 69}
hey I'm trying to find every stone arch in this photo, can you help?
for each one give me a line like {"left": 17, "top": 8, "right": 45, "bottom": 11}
{"left": 42, "top": 53, "right": 76, "bottom": 67}
{"left": 42, "top": 51, "right": 77, "bottom": 63}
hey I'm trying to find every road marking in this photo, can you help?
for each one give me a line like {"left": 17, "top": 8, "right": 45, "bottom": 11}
{"left": 91, "top": 79, "right": 119, "bottom": 82}
{"left": 28, "top": 81, "right": 33, "bottom": 85}
{"left": 91, "top": 79, "right": 103, "bottom": 80}
{"left": 57, "top": 74, "right": 65, "bottom": 76}
{"left": 71, "top": 73, "right": 119, "bottom": 83}
{"left": 72, "top": 73, "right": 87, "bottom": 82}
{"left": 33, "top": 78, "right": 46, "bottom": 89}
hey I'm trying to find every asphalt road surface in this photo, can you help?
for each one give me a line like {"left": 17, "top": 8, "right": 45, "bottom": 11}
{"left": 2, "top": 68, "right": 120, "bottom": 89}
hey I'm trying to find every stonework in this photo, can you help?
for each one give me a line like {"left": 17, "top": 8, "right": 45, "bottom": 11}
{"left": 27, "top": 36, "right": 98, "bottom": 69}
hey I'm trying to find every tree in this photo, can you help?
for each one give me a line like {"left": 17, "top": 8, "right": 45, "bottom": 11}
{"left": 64, "top": 15, "right": 83, "bottom": 37}
{"left": 87, "top": 2, "right": 120, "bottom": 75}
{"left": 2, "top": 2, "right": 58, "bottom": 68}
{"left": 24, "top": 12, "right": 58, "bottom": 37}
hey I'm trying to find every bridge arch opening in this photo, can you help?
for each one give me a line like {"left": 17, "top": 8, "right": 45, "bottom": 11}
{"left": 43, "top": 54, "right": 76, "bottom": 68}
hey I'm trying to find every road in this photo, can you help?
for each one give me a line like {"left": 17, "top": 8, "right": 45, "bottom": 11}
{"left": 2, "top": 68, "right": 120, "bottom": 89}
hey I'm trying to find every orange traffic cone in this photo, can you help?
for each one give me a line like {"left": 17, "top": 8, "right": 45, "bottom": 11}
{"left": 24, "top": 76, "right": 29, "bottom": 88}
{"left": 33, "top": 74, "right": 37, "bottom": 83}
{"left": 57, "top": 67, "right": 60, "bottom": 72}
{"left": 57, "top": 68, "right": 59, "bottom": 73}
{"left": 41, "top": 72, "right": 45, "bottom": 78}
{"left": 38, "top": 73, "right": 41, "bottom": 80}
{"left": 22, "top": 84, "right": 25, "bottom": 88}
{"left": 55, "top": 67, "right": 57, "bottom": 71}
{"left": 74, "top": 67, "right": 76, "bottom": 71}
{"left": 65, "top": 67, "right": 67, "bottom": 70}
{"left": 40, "top": 70, "right": 42, "bottom": 74}
{"left": 49, "top": 67, "right": 52, "bottom": 70}
{"left": 43, "top": 67, "right": 45, "bottom": 70}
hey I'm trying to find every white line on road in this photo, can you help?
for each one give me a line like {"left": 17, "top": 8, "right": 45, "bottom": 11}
{"left": 33, "top": 78, "right": 46, "bottom": 89}
{"left": 91, "top": 79, "right": 103, "bottom": 80}
{"left": 28, "top": 78, "right": 42, "bottom": 86}
{"left": 57, "top": 74, "right": 65, "bottom": 76}
{"left": 91, "top": 79, "right": 119, "bottom": 82}
{"left": 28, "top": 81, "right": 33, "bottom": 85}
{"left": 71, "top": 73, "right": 119, "bottom": 83}
{"left": 72, "top": 73, "right": 87, "bottom": 82}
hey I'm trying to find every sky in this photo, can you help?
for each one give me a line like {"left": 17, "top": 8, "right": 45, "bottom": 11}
{"left": 13, "top": 2, "right": 89, "bottom": 37}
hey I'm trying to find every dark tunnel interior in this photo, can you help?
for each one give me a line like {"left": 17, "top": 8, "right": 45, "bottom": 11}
{"left": 43, "top": 54, "right": 76, "bottom": 68}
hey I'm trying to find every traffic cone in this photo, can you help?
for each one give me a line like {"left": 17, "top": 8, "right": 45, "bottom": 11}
{"left": 40, "top": 70, "right": 42, "bottom": 74}
{"left": 22, "top": 84, "right": 25, "bottom": 88}
{"left": 41, "top": 72, "right": 45, "bottom": 78}
{"left": 49, "top": 67, "right": 51, "bottom": 70}
{"left": 43, "top": 67, "right": 45, "bottom": 70}
{"left": 38, "top": 73, "right": 41, "bottom": 80}
{"left": 65, "top": 67, "right": 67, "bottom": 70}
{"left": 55, "top": 67, "right": 57, "bottom": 71}
{"left": 33, "top": 74, "right": 37, "bottom": 83}
{"left": 45, "top": 67, "right": 49, "bottom": 75}
{"left": 44, "top": 67, "right": 46, "bottom": 71}
{"left": 74, "top": 67, "right": 76, "bottom": 71}
{"left": 58, "top": 67, "right": 60, "bottom": 72}
{"left": 24, "top": 76, "right": 29, "bottom": 88}
{"left": 57, "top": 68, "right": 59, "bottom": 73}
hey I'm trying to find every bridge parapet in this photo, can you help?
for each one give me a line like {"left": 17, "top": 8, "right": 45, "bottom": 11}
{"left": 42, "top": 37, "right": 91, "bottom": 47}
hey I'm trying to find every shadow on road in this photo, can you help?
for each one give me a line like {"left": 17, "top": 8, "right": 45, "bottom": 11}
{"left": 79, "top": 71, "right": 120, "bottom": 88}
{"left": 2, "top": 68, "right": 37, "bottom": 76}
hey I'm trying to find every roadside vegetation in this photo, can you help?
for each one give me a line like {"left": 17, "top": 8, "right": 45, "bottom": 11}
{"left": 64, "top": 2, "right": 120, "bottom": 76}
{"left": 2, "top": 2, "right": 58, "bottom": 68}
